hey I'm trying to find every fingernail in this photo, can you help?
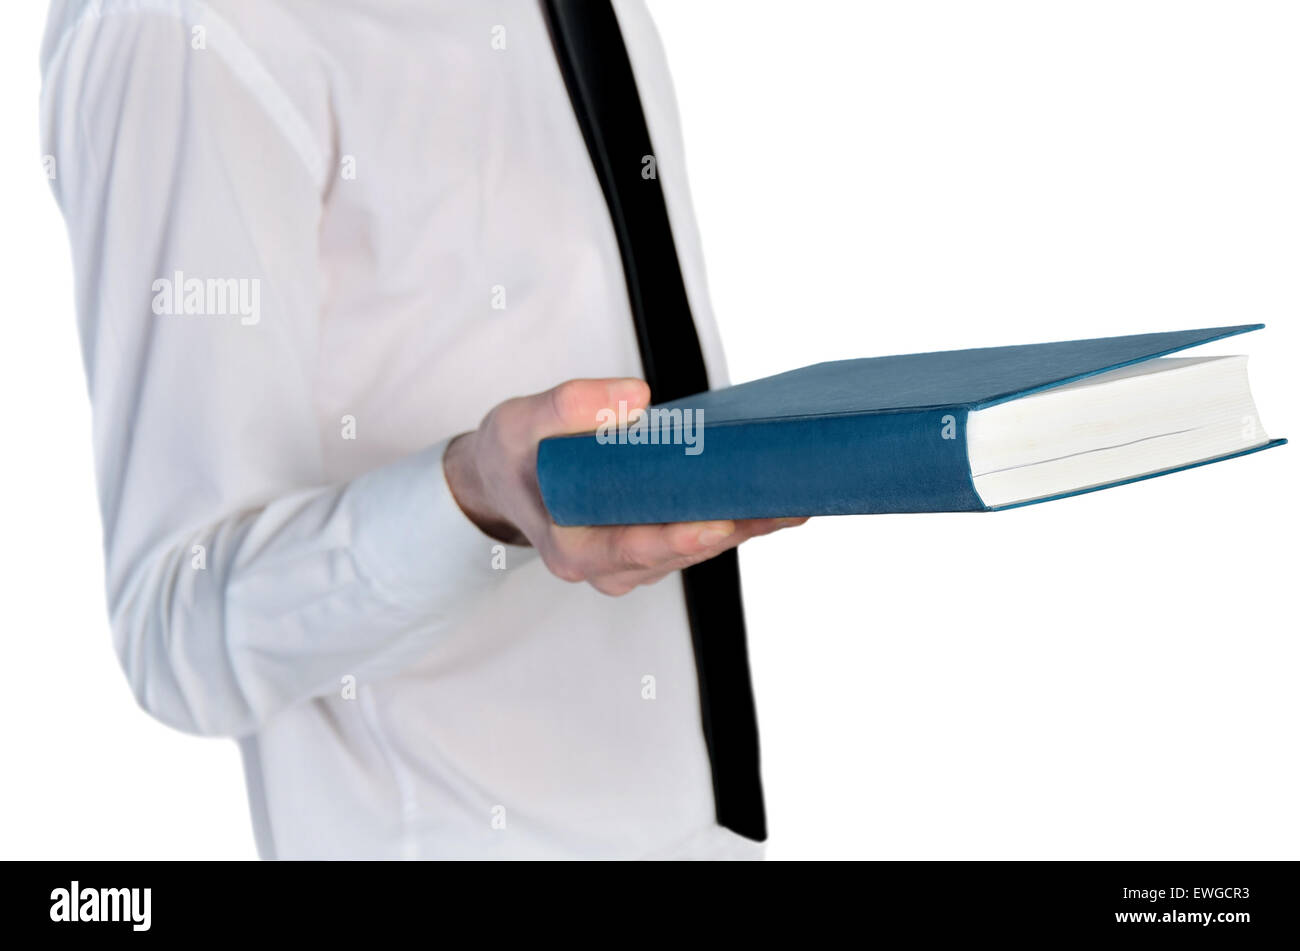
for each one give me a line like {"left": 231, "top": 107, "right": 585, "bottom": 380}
{"left": 697, "top": 523, "right": 734, "bottom": 546}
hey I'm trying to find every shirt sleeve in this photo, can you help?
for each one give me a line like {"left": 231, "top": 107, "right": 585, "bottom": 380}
{"left": 41, "top": 8, "right": 535, "bottom": 738}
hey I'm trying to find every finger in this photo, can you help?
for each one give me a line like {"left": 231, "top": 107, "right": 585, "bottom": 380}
{"left": 592, "top": 532, "right": 753, "bottom": 593}
{"left": 585, "top": 516, "right": 804, "bottom": 577}
{"left": 732, "top": 516, "right": 810, "bottom": 537}
{"left": 584, "top": 517, "right": 809, "bottom": 595}
{"left": 528, "top": 378, "right": 651, "bottom": 440}
{"left": 589, "top": 566, "right": 675, "bottom": 595}
{"left": 580, "top": 520, "right": 754, "bottom": 588}
{"left": 549, "top": 519, "right": 735, "bottom": 576}
{"left": 632, "top": 516, "right": 808, "bottom": 572}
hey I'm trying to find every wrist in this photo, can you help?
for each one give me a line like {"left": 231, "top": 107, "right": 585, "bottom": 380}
{"left": 443, "top": 431, "right": 527, "bottom": 545}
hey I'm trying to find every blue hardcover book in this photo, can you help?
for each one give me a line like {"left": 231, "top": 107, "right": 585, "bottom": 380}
{"left": 537, "top": 325, "right": 1285, "bottom": 525}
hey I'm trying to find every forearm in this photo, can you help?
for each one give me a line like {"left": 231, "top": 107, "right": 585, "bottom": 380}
{"left": 111, "top": 439, "right": 532, "bottom": 737}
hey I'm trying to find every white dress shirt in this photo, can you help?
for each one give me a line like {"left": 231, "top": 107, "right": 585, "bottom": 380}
{"left": 41, "top": 0, "right": 761, "bottom": 859}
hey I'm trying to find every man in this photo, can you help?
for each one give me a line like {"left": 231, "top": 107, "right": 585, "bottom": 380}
{"left": 41, "top": 0, "right": 802, "bottom": 859}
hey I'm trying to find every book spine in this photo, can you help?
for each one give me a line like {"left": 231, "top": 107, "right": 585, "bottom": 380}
{"left": 537, "top": 406, "right": 987, "bottom": 525}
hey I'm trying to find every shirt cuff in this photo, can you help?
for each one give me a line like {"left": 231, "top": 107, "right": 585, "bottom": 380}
{"left": 347, "top": 437, "right": 539, "bottom": 615}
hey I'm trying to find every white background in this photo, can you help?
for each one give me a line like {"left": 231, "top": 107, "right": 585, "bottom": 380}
{"left": 2, "top": 1, "right": 1295, "bottom": 860}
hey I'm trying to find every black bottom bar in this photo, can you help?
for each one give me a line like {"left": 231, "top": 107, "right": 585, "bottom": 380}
{"left": 11, "top": 860, "right": 1295, "bottom": 940}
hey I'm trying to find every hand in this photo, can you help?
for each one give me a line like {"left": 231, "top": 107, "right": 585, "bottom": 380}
{"left": 443, "top": 378, "right": 807, "bottom": 596}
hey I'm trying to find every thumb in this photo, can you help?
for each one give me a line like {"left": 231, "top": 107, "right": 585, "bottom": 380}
{"left": 531, "top": 378, "right": 651, "bottom": 438}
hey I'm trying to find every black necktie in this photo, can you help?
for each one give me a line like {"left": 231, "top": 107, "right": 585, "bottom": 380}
{"left": 541, "top": 0, "right": 766, "bottom": 841}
